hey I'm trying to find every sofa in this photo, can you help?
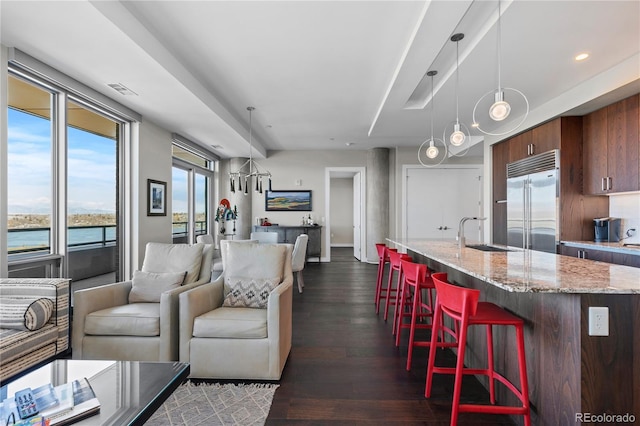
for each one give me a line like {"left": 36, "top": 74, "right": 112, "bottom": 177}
{"left": 0, "top": 278, "right": 70, "bottom": 383}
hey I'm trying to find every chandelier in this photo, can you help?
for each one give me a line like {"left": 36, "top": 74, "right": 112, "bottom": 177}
{"left": 229, "top": 106, "right": 272, "bottom": 195}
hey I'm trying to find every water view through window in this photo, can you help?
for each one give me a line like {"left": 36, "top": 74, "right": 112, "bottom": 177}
{"left": 7, "top": 76, "right": 118, "bottom": 258}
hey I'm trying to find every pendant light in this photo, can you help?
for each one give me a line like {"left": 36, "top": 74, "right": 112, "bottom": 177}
{"left": 229, "top": 107, "right": 272, "bottom": 195}
{"left": 443, "top": 33, "right": 471, "bottom": 157}
{"left": 418, "top": 71, "right": 447, "bottom": 167}
{"left": 472, "top": 0, "right": 529, "bottom": 136}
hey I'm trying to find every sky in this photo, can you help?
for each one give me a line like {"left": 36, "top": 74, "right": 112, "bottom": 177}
{"left": 8, "top": 108, "right": 116, "bottom": 214}
{"left": 8, "top": 107, "right": 205, "bottom": 216}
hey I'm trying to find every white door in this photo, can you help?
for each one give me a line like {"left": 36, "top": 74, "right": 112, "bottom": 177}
{"left": 406, "top": 167, "right": 482, "bottom": 241}
{"left": 353, "top": 173, "right": 361, "bottom": 260}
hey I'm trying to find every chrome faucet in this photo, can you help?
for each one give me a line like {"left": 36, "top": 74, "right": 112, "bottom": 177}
{"left": 457, "top": 217, "right": 487, "bottom": 248}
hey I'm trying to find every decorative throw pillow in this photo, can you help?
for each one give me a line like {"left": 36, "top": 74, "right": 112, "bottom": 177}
{"left": 129, "top": 270, "right": 187, "bottom": 303}
{"left": 0, "top": 297, "right": 55, "bottom": 331}
{"left": 222, "top": 276, "right": 281, "bottom": 308}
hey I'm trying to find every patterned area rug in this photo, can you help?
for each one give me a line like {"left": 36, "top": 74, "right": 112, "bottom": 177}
{"left": 146, "top": 382, "right": 279, "bottom": 426}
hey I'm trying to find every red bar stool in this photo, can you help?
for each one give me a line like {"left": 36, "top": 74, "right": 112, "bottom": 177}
{"left": 425, "top": 272, "right": 531, "bottom": 426}
{"left": 383, "top": 250, "right": 411, "bottom": 321}
{"left": 394, "top": 259, "right": 434, "bottom": 369}
{"left": 374, "top": 244, "right": 397, "bottom": 314}
{"left": 394, "top": 260, "right": 457, "bottom": 370}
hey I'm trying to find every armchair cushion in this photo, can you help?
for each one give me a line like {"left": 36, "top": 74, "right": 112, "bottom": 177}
{"left": 223, "top": 243, "right": 286, "bottom": 294}
{"left": 129, "top": 270, "right": 186, "bottom": 303}
{"left": 0, "top": 297, "right": 55, "bottom": 331}
{"left": 222, "top": 276, "right": 280, "bottom": 308}
{"left": 84, "top": 303, "right": 160, "bottom": 337}
{"left": 193, "top": 307, "right": 267, "bottom": 339}
{"left": 142, "top": 242, "right": 204, "bottom": 284}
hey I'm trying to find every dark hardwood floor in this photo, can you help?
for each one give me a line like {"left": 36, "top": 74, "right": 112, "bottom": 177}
{"left": 266, "top": 247, "right": 515, "bottom": 425}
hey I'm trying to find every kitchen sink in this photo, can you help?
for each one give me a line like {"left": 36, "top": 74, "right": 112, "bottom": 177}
{"left": 465, "top": 244, "right": 512, "bottom": 252}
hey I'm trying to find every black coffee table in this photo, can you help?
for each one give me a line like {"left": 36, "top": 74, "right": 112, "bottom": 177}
{"left": 3, "top": 360, "right": 189, "bottom": 425}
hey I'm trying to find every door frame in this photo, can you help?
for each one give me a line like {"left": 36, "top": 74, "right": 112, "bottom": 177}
{"left": 401, "top": 164, "right": 483, "bottom": 241}
{"left": 324, "top": 167, "right": 366, "bottom": 262}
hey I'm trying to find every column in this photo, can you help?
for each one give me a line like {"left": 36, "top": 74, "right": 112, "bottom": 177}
{"left": 366, "top": 148, "right": 389, "bottom": 262}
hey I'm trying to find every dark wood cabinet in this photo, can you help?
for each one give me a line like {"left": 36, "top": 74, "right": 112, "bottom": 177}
{"left": 492, "top": 116, "right": 608, "bottom": 245}
{"left": 507, "top": 131, "right": 533, "bottom": 163}
{"left": 253, "top": 225, "right": 322, "bottom": 261}
{"left": 491, "top": 141, "right": 509, "bottom": 245}
{"left": 560, "top": 244, "right": 640, "bottom": 268}
{"left": 531, "top": 119, "right": 562, "bottom": 154}
{"left": 583, "top": 106, "right": 609, "bottom": 194}
{"left": 607, "top": 94, "right": 639, "bottom": 192}
{"left": 583, "top": 94, "right": 639, "bottom": 194}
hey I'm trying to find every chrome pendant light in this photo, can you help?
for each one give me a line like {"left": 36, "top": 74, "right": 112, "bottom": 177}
{"left": 443, "top": 33, "right": 471, "bottom": 157}
{"left": 472, "top": 0, "right": 529, "bottom": 136}
{"left": 418, "top": 71, "right": 447, "bottom": 167}
{"left": 229, "top": 106, "right": 272, "bottom": 195}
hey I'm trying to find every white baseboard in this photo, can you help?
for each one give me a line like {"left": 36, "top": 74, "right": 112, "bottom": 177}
{"left": 330, "top": 244, "right": 354, "bottom": 248}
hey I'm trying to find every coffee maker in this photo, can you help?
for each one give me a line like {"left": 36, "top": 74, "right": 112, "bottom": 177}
{"left": 594, "top": 217, "right": 621, "bottom": 243}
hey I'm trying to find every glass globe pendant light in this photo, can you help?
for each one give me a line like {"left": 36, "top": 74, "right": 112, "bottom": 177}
{"left": 443, "top": 33, "right": 471, "bottom": 157}
{"left": 472, "top": 0, "right": 529, "bottom": 136}
{"left": 418, "top": 71, "right": 447, "bottom": 167}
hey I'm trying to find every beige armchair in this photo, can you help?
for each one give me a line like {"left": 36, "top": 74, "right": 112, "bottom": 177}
{"left": 179, "top": 241, "right": 293, "bottom": 380}
{"left": 72, "top": 242, "right": 213, "bottom": 362}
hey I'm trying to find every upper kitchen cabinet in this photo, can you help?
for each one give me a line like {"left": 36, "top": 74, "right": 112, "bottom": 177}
{"left": 505, "top": 119, "right": 560, "bottom": 162}
{"left": 583, "top": 94, "right": 639, "bottom": 195}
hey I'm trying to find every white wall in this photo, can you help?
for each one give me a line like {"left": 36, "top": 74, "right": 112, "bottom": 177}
{"left": 330, "top": 177, "right": 354, "bottom": 246}
{"left": 219, "top": 149, "right": 368, "bottom": 259}
{"left": 136, "top": 119, "right": 174, "bottom": 267}
{"left": 610, "top": 193, "right": 640, "bottom": 245}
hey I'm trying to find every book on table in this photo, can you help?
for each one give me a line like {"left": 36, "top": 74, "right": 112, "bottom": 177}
{"left": 0, "top": 378, "right": 100, "bottom": 426}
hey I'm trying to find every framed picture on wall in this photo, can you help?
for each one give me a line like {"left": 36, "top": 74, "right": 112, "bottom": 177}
{"left": 265, "top": 190, "right": 312, "bottom": 211}
{"left": 147, "top": 179, "right": 167, "bottom": 216}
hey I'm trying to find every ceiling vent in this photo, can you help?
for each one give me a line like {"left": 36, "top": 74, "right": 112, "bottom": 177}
{"left": 107, "top": 83, "right": 138, "bottom": 96}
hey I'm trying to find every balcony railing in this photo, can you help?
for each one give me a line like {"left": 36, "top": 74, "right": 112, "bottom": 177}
{"left": 9, "top": 221, "right": 209, "bottom": 255}
{"left": 7, "top": 225, "right": 116, "bottom": 255}
{"left": 171, "top": 221, "right": 207, "bottom": 238}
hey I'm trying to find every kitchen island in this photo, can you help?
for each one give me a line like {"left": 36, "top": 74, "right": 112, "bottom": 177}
{"left": 387, "top": 238, "right": 640, "bottom": 426}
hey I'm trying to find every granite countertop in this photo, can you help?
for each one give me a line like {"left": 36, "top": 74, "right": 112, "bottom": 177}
{"left": 387, "top": 238, "right": 640, "bottom": 294}
{"left": 561, "top": 240, "right": 640, "bottom": 255}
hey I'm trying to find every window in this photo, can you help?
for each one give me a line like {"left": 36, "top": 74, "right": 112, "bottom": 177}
{"left": 7, "top": 75, "right": 54, "bottom": 257}
{"left": 6, "top": 67, "right": 132, "bottom": 283}
{"left": 171, "top": 136, "right": 217, "bottom": 244}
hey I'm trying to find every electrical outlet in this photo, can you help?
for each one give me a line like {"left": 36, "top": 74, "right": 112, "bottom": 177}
{"left": 588, "top": 307, "right": 609, "bottom": 336}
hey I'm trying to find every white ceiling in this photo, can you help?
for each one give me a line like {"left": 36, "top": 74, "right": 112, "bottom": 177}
{"left": 2, "top": 1, "right": 639, "bottom": 160}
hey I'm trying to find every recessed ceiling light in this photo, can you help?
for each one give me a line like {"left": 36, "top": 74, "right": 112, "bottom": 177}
{"left": 575, "top": 52, "right": 589, "bottom": 61}
{"left": 345, "top": 142, "right": 354, "bottom": 146}
{"left": 210, "top": 144, "right": 222, "bottom": 149}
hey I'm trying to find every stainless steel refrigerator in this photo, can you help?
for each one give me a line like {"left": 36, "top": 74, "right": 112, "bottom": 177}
{"left": 506, "top": 150, "right": 559, "bottom": 253}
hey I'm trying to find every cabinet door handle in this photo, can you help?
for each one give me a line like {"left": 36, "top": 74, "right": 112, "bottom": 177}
{"left": 607, "top": 176, "right": 612, "bottom": 191}
{"left": 438, "top": 226, "right": 443, "bottom": 230}
{"left": 601, "top": 177, "right": 606, "bottom": 192}
{"left": 443, "top": 226, "right": 449, "bottom": 230}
